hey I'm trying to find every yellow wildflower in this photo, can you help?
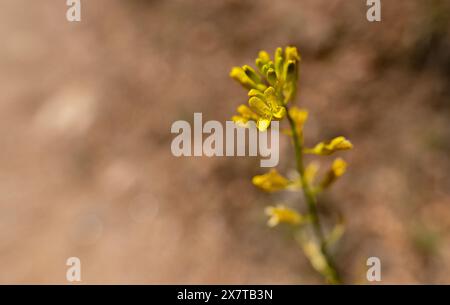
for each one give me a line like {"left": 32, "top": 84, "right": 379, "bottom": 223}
{"left": 265, "top": 205, "right": 303, "bottom": 227}
{"left": 228, "top": 46, "right": 351, "bottom": 284}
{"left": 248, "top": 87, "right": 286, "bottom": 131}
{"left": 231, "top": 87, "right": 286, "bottom": 131}
{"left": 252, "top": 169, "right": 290, "bottom": 192}
{"left": 305, "top": 136, "right": 353, "bottom": 155}
{"left": 230, "top": 47, "right": 301, "bottom": 131}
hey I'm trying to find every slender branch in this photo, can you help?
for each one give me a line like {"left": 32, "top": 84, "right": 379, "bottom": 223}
{"left": 285, "top": 105, "right": 341, "bottom": 284}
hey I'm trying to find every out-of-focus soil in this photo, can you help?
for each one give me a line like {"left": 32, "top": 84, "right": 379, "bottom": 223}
{"left": 0, "top": 0, "right": 449, "bottom": 283}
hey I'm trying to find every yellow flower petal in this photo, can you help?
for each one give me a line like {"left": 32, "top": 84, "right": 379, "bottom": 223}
{"left": 252, "top": 169, "right": 290, "bottom": 192}
{"left": 264, "top": 205, "right": 303, "bottom": 227}
{"left": 231, "top": 115, "right": 248, "bottom": 126}
{"left": 246, "top": 87, "right": 286, "bottom": 130}
{"left": 237, "top": 104, "right": 258, "bottom": 120}
{"left": 329, "top": 137, "right": 353, "bottom": 150}
{"left": 248, "top": 96, "right": 273, "bottom": 119}
{"left": 264, "top": 87, "right": 285, "bottom": 119}
{"left": 272, "top": 106, "right": 286, "bottom": 119}
{"left": 256, "top": 118, "right": 271, "bottom": 131}
{"left": 231, "top": 104, "right": 260, "bottom": 127}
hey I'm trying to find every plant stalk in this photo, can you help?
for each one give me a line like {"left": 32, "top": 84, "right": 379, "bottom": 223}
{"left": 285, "top": 105, "right": 341, "bottom": 284}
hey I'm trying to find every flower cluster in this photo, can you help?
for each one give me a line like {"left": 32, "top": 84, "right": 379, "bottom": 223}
{"left": 231, "top": 47, "right": 300, "bottom": 131}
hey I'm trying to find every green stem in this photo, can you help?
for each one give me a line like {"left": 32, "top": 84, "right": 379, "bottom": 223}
{"left": 285, "top": 106, "right": 341, "bottom": 284}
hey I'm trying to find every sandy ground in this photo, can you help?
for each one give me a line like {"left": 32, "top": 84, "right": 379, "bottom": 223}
{"left": 0, "top": 0, "right": 449, "bottom": 283}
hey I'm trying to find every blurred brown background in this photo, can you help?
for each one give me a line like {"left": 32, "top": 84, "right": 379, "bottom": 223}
{"left": 0, "top": 0, "right": 449, "bottom": 283}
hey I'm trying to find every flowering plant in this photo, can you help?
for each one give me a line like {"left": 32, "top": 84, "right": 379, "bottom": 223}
{"left": 230, "top": 47, "right": 353, "bottom": 284}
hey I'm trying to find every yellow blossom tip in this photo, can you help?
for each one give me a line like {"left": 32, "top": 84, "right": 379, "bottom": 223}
{"left": 252, "top": 169, "right": 290, "bottom": 192}
{"left": 265, "top": 205, "right": 303, "bottom": 227}
{"left": 248, "top": 89, "right": 264, "bottom": 99}
{"left": 332, "top": 158, "right": 347, "bottom": 177}
{"left": 256, "top": 119, "right": 271, "bottom": 131}
{"left": 285, "top": 46, "right": 301, "bottom": 61}
{"left": 230, "top": 66, "right": 265, "bottom": 91}
{"left": 258, "top": 50, "right": 270, "bottom": 62}
{"left": 318, "top": 158, "right": 348, "bottom": 189}
{"left": 306, "top": 136, "right": 353, "bottom": 155}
